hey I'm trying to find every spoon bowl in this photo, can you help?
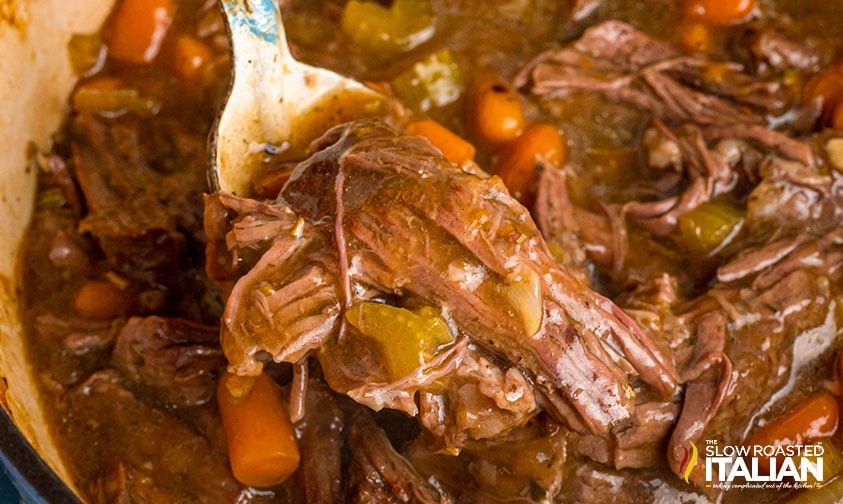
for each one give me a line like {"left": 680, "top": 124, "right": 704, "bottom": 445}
{"left": 209, "top": 0, "right": 397, "bottom": 196}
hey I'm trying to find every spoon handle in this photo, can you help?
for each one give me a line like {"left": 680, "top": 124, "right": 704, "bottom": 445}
{"left": 210, "top": 0, "right": 294, "bottom": 194}
{"left": 221, "top": 0, "right": 291, "bottom": 59}
{"left": 209, "top": 0, "right": 391, "bottom": 195}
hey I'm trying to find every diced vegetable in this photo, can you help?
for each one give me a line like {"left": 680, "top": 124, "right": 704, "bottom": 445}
{"left": 466, "top": 72, "right": 525, "bottom": 145}
{"left": 395, "top": 53, "right": 462, "bottom": 110}
{"left": 68, "top": 33, "right": 107, "bottom": 76}
{"left": 498, "top": 267, "right": 543, "bottom": 337}
{"left": 72, "top": 78, "right": 161, "bottom": 117}
{"left": 495, "top": 123, "right": 566, "bottom": 204}
{"left": 108, "top": 0, "right": 174, "bottom": 64}
{"left": 677, "top": 200, "right": 744, "bottom": 256}
{"left": 217, "top": 372, "right": 300, "bottom": 488}
{"left": 345, "top": 302, "right": 454, "bottom": 380}
{"left": 340, "top": 0, "right": 435, "bottom": 57}
{"left": 743, "top": 392, "right": 839, "bottom": 466}
{"left": 73, "top": 278, "right": 131, "bottom": 320}
{"left": 390, "top": 49, "right": 464, "bottom": 112}
{"left": 405, "top": 119, "right": 475, "bottom": 165}
{"left": 170, "top": 35, "right": 212, "bottom": 81}
{"left": 684, "top": 0, "right": 756, "bottom": 26}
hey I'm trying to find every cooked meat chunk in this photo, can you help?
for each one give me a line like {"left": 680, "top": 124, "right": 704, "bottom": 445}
{"left": 110, "top": 316, "right": 226, "bottom": 407}
{"left": 205, "top": 119, "right": 677, "bottom": 440}
{"left": 345, "top": 409, "right": 452, "bottom": 504}
{"left": 69, "top": 114, "right": 205, "bottom": 283}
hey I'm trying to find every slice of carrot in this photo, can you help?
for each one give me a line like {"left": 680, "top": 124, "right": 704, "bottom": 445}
{"left": 684, "top": 0, "right": 756, "bottom": 26}
{"left": 73, "top": 278, "right": 131, "bottom": 320}
{"left": 108, "top": 0, "right": 174, "bottom": 64}
{"left": 495, "top": 123, "right": 566, "bottom": 204}
{"left": 406, "top": 119, "right": 476, "bottom": 165}
{"left": 170, "top": 35, "right": 212, "bottom": 80}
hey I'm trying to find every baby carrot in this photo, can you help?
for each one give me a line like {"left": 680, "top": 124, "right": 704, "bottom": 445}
{"left": 804, "top": 62, "right": 843, "bottom": 128}
{"left": 217, "top": 371, "right": 300, "bottom": 488}
{"left": 831, "top": 102, "right": 843, "bottom": 130}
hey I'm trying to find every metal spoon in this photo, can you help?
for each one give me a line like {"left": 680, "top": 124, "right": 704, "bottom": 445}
{"left": 208, "top": 0, "right": 397, "bottom": 195}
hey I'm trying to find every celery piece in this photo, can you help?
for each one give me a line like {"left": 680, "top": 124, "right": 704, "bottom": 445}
{"left": 345, "top": 302, "right": 454, "bottom": 380}
{"left": 340, "top": 0, "right": 435, "bottom": 57}
{"left": 72, "top": 84, "right": 161, "bottom": 117}
{"left": 678, "top": 200, "right": 744, "bottom": 256}
{"left": 390, "top": 49, "right": 463, "bottom": 112}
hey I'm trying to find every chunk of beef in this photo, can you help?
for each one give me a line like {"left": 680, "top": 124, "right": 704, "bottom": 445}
{"left": 68, "top": 370, "right": 247, "bottom": 503}
{"left": 69, "top": 114, "right": 205, "bottom": 284}
{"left": 206, "top": 120, "right": 677, "bottom": 438}
{"left": 110, "top": 316, "right": 226, "bottom": 407}
{"left": 576, "top": 398, "right": 679, "bottom": 470}
{"left": 416, "top": 346, "right": 537, "bottom": 450}
{"left": 745, "top": 155, "right": 843, "bottom": 236}
{"left": 31, "top": 313, "right": 122, "bottom": 388}
{"left": 345, "top": 409, "right": 452, "bottom": 504}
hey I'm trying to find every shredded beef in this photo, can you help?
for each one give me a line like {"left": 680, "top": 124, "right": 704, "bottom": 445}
{"left": 206, "top": 119, "right": 677, "bottom": 441}
{"left": 345, "top": 409, "right": 452, "bottom": 504}
{"left": 523, "top": 21, "right": 811, "bottom": 239}
{"left": 524, "top": 19, "right": 843, "bottom": 484}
